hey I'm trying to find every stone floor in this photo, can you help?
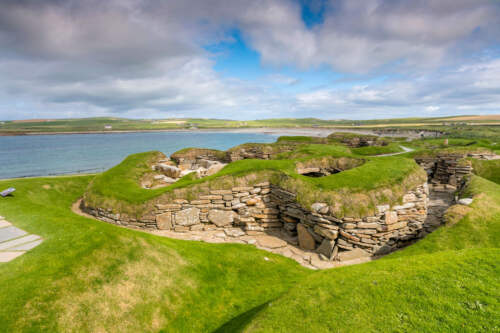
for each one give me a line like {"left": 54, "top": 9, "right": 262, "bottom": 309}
{"left": 0, "top": 216, "right": 42, "bottom": 263}
{"left": 424, "top": 184, "right": 455, "bottom": 232}
{"left": 150, "top": 228, "right": 375, "bottom": 269}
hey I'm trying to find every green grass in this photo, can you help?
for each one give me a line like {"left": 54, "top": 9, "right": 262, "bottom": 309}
{"left": 350, "top": 143, "right": 404, "bottom": 156}
{"left": 1, "top": 174, "right": 498, "bottom": 332}
{"left": 471, "top": 159, "right": 500, "bottom": 184}
{"left": 0, "top": 176, "right": 308, "bottom": 332}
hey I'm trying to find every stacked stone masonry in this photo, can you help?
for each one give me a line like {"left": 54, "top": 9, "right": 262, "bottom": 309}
{"left": 414, "top": 152, "right": 497, "bottom": 188}
{"left": 82, "top": 182, "right": 429, "bottom": 260}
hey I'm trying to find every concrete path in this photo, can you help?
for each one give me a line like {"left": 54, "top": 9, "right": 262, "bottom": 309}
{"left": 0, "top": 216, "right": 42, "bottom": 263}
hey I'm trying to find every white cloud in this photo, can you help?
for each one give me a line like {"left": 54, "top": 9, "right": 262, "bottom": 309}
{"left": 0, "top": 0, "right": 499, "bottom": 120}
{"left": 425, "top": 106, "right": 440, "bottom": 112}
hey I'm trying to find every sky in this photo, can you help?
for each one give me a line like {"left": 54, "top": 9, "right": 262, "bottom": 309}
{"left": 0, "top": 0, "right": 500, "bottom": 120}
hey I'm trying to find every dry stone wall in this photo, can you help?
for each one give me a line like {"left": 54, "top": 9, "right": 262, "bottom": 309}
{"left": 414, "top": 151, "right": 497, "bottom": 189}
{"left": 82, "top": 181, "right": 429, "bottom": 260}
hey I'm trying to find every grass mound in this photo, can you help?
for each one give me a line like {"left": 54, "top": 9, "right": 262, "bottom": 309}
{"left": 351, "top": 142, "right": 404, "bottom": 155}
{"left": 84, "top": 142, "right": 425, "bottom": 217}
{"left": 471, "top": 159, "right": 500, "bottom": 184}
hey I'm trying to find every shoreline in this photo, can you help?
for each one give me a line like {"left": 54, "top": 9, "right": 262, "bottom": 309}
{"left": 0, "top": 127, "right": 384, "bottom": 137}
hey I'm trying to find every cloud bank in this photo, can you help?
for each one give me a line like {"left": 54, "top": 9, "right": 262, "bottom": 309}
{"left": 0, "top": 0, "right": 499, "bottom": 120}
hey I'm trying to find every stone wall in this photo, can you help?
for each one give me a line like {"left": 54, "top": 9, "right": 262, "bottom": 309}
{"left": 413, "top": 151, "right": 498, "bottom": 188}
{"left": 415, "top": 154, "right": 472, "bottom": 188}
{"left": 82, "top": 182, "right": 429, "bottom": 260}
{"left": 228, "top": 145, "right": 295, "bottom": 161}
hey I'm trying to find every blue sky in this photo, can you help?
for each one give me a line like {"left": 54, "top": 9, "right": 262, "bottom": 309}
{"left": 0, "top": 0, "right": 499, "bottom": 120}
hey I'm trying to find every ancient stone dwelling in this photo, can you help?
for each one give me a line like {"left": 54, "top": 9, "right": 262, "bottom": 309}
{"left": 82, "top": 145, "right": 487, "bottom": 265}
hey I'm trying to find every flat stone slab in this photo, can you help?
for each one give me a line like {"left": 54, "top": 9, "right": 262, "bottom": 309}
{"left": 0, "top": 251, "right": 25, "bottom": 262}
{"left": 0, "top": 226, "right": 27, "bottom": 243}
{"left": 0, "top": 234, "right": 41, "bottom": 250}
{"left": 256, "top": 235, "right": 287, "bottom": 249}
{"left": 0, "top": 220, "right": 12, "bottom": 228}
{"left": 8, "top": 239, "right": 43, "bottom": 251}
{"left": 0, "top": 220, "right": 43, "bottom": 263}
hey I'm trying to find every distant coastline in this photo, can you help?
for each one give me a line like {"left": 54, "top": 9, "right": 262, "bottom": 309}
{"left": 0, "top": 127, "right": 362, "bottom": 137}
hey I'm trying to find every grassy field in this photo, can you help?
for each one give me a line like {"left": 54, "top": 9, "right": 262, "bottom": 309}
{"left": 1, "top": 115, "right": 499, "bottom": 135}
{"left": 0, "top": 173, "right": 498, "bottom": 332}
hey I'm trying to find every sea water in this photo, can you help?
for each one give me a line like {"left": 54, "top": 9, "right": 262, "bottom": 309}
{"left": 0, "top": 131, "right": 278, "bottom": 179}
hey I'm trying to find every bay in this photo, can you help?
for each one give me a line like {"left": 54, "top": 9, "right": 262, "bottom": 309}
{"left": 0, "top": 131, "right": 278, "bottom": 179}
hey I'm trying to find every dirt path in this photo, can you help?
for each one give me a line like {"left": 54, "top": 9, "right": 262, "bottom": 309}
{"left": 375, "top": 145, "right": 414, "bottom": 157}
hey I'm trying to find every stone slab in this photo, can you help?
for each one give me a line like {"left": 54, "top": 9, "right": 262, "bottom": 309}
{"left": 256, "top": 235, "right": 287, "bottom": 249}
{"left": 8, "top": 239, "right": 43, "bottom": 251}
{"left": 0, "top": 221, "right": 12, "bottom": 228}
{"left": 0, "top": 234, "right": 41, "bottom": 250}
{"left": 0, "top": 226, "right": 27, "bottom": 243}
{"left": 0, "top": 251, "right": 25, "bottom": 263}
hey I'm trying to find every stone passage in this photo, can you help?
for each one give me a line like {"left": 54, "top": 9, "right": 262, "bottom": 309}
{"left": 0, "top": 216, "right": 42, "bottom": 262}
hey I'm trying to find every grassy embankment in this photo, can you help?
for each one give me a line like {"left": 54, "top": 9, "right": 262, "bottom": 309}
{"left": 0, "top": 172, "right": 499, "bottom": 331}
{"left": 83, "top": 140, "right": 424, "bottom": 218}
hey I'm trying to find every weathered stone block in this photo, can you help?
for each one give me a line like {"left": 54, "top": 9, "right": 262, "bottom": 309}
{"left": 338, "top": 248, "right": 370, "bottom": 261}
{"left": 208, "top": 209, "right": 236, "bottom": 227}
{"left": 190, "top": 200, "right": 210, "bottom": 205}
{"left": 384, "top": 211, "right": 398, "bottom": 224}
{"left": 156, "top": 212, "right": 173, "bottom": 230}
{"left": 175, "top": 208, "right": 200, "bottom": 226}
{"left": 357, "top": 222, "right": 378, "bottom": 229}
{"left": 297, "top": 223, "right": 316, "bottom": 250}
{"left": 156, "top": 204, "right": 181, "bottom": 210}
{"left": 313, "top": 225, "right": 338, "bottom": 240}
{"left": 316, "top": 239, "right": 335, "bottom": 259}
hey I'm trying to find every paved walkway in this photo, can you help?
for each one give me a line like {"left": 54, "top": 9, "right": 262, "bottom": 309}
{"left": 0, "top": 216, "right": 42, "bottom": 263}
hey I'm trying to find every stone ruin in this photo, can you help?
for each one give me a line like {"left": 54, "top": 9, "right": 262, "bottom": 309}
{"left": 83, "top": 147, "right": 434, "bottom": 267}
{"left": 83, "top": 145, "right": 496, "bottom": 268}
{"left": 414, "top": 151, "right": 498, "bottom": 191}
{"left": 295, "top": 157, "right": 365, "bottom": 177}
{"left": 142, "top": 158, "right": 226, "bottom": 189}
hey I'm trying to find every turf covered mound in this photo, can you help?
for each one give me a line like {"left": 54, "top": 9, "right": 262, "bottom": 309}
{"left": 83, "top": 140, "right": 425, "bottom": 218}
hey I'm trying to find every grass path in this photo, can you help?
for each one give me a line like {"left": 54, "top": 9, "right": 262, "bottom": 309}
{"left": 0, "top": 174, "right": 499, "bottom": 332}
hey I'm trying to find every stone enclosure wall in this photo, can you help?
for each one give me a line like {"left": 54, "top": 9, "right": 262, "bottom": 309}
{"left": 414, "top": 151, "right": 498, "bottom": 189}
{"left": 82, "top": 181, "right": 429, "bottom": 260}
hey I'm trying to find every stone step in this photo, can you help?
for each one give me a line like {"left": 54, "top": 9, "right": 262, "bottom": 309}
{"left": 0, "top": 251, "right": 26, "bottom": 263}
{"left": 0, "top": 220, "right": 12, "bottom": 228}
{"left": 8, "top": 239, "right": 44, "bottom": 251}
{"left": 0, "top": 226, "right": 27, "bottom": 243}
{"left": 0, "top": 234, "right": 41, "bottom": 251}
